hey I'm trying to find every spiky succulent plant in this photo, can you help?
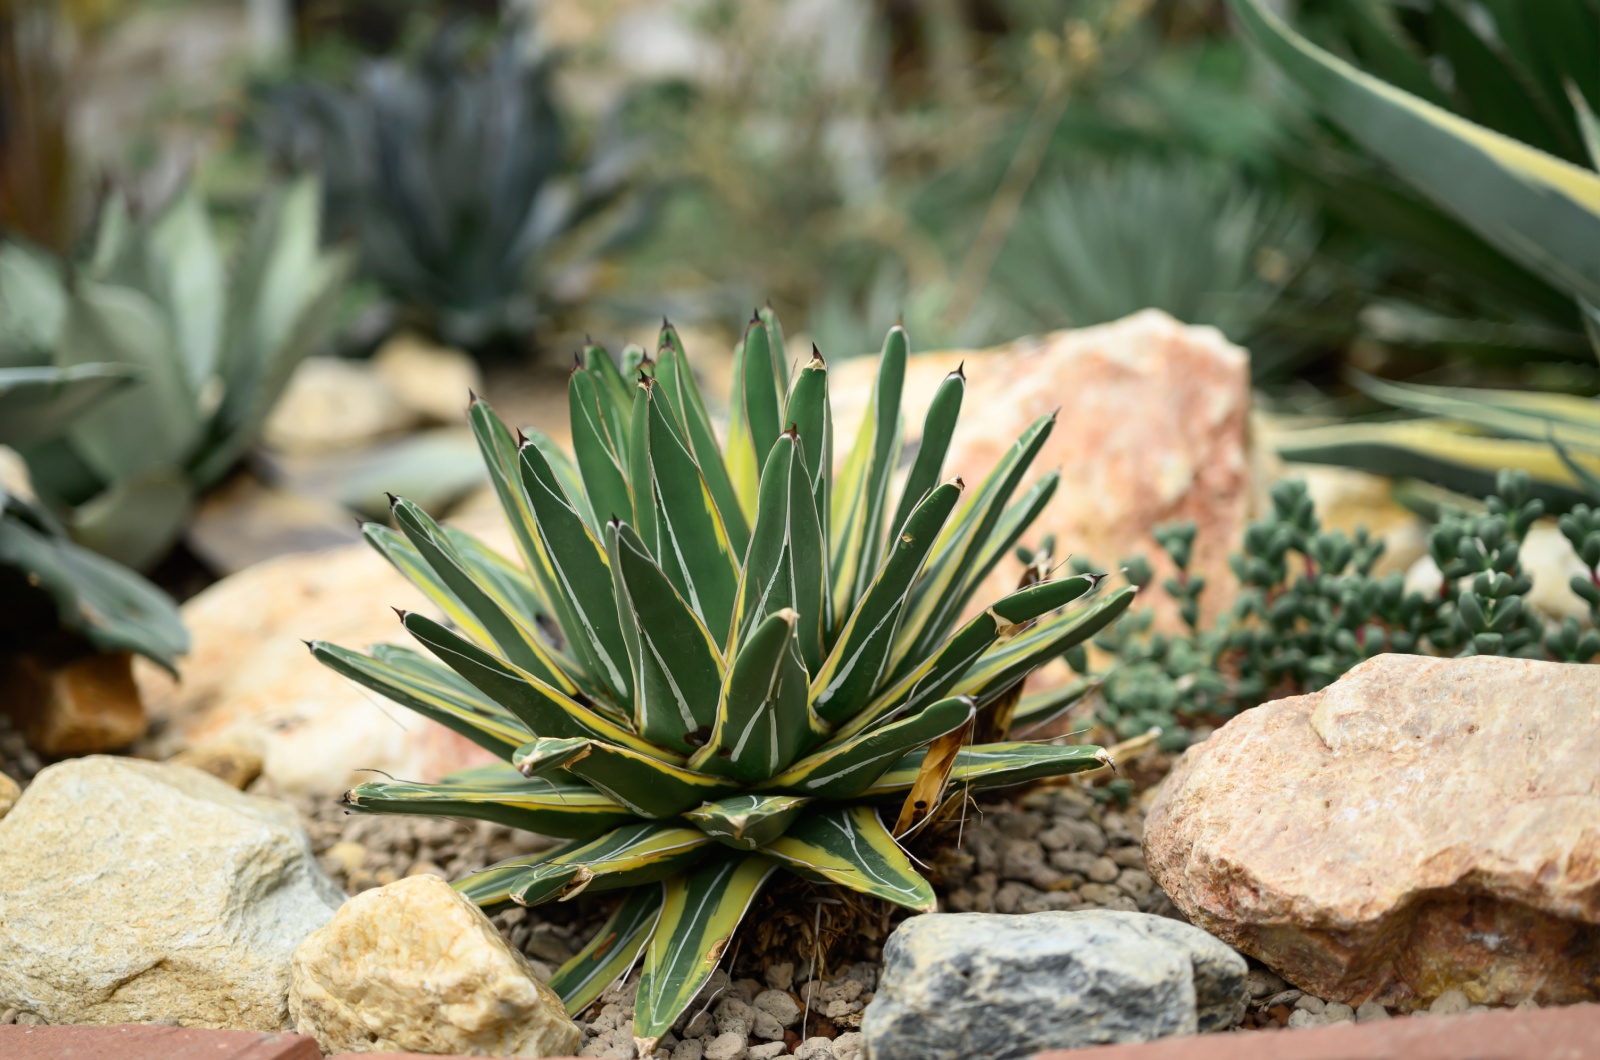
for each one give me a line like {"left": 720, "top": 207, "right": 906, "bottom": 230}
{"left": 311, "top": 311, "right": 1133, "bottom": 1050}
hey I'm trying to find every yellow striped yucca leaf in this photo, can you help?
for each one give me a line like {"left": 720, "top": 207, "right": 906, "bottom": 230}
{"left": 314, "top": 313, "right": 1113, "bottom": 1037}
{"left": 1230, "top": 0, "right": 1600, "bottom": 502}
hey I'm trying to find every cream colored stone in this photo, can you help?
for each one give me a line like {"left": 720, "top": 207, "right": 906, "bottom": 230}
{"left": 830, "top": 310, "right": 1251, "bottom": 632}
{"left": 1521, "top": 520, "right": 1593, "bottom": 623}
{"left": 1144, "top": 654, "right": 1600, "bottom": 1011}
{"left": 0, "top": 756, "right": 341, "bottom": 1029}
{"left": 168, "top": 742, "right": 264, "bottom": 790}
{"left": 371, "top": 332, "right": 483, "bottom": 424}
{"left": 290, "top": 874, "right": 581, "bottom": 1057}
{"left": 264, "top": 357, "right": 415, "bottom": 455}
{"left": 0, "top": 770, "right": 18, "bottom": 819}
{"left": 1291, "top": 463, "right": 1429, "bottom": 577}
{"left": 134, "top": 524, "right": 511, "bottom": 795}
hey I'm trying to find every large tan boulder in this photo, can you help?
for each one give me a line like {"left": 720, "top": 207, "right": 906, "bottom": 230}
{"left": 289, "top": 874, "right": 581, "bottom": 1057}
{"left": 135, "top": 528, "right": 507, "bottom": 795}
{"left": 1144, "top": 654, "right": 1600, "bottom": 1011}
{"left": 0, "top": 756, "right": 342, "bottom": 1029}
{"left": 830, "top": 310, "right": 1251, "bottom": 629}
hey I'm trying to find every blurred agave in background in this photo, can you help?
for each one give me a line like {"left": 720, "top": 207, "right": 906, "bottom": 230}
{"left": 0, "top": 177, "right": 350, "bottom": 570}
{"left": 259, "top": 25, "right": 647, "bottom": 353}
{"left": 996, "top": 159, "right": 1317, "bottom": 346}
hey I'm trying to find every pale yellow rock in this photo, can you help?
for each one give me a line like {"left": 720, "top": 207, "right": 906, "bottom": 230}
{"left": 371, "top": 332, "right": 483, "bottom": 424}
{"left": 168, "top": 742, "right": 265, "bottom": 790}
{"left": 0, "top": 770, "right": 18, "bottom": 819}
{"left": 264, "top": 357, "right": 415, "bottom": 455}
{"left": 290, "top": 874, "right": 581, "bottom": 1057}
{"left": 1145, "top": 654, "right": 1600, "bottom": 1011}
{"left": 0, "top": 756, "right": 342, "bottom": 1029}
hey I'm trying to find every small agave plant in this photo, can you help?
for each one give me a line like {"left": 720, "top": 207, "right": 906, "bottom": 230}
{"left": 312, "top": 311, "right": 1133, "bottom": 1052}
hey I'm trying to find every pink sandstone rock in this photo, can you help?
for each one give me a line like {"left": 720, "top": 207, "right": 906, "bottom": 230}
{"left": 829, "top": 310, "right": 1251, "bottom": 631}
{"left": 1143, "top": 654, "right": 1600, "bottom": 1011}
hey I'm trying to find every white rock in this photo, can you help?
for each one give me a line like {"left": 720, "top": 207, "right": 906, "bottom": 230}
{"left": 704, "top": 1031, "right": 748, "bottom": 1060}
{"left": 290, "top": 874, "right": 580, "bottom": 1057}
{"left": 832, "top": 1031, "right": 864, "bottom": 1060}
{"left": 0, "top": 756, "right": 341, "bottom": 1029}
{"left": 753, "top": 988, "right": 801, "bottom": 1027}
{"left": 371, "top": 331, "right": 483, "bottom": 424}
{"left": 264, "top": 356, "right": 415, "bottom": 455}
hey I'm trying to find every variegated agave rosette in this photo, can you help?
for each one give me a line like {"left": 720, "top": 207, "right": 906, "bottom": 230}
{"left": 311, "top": 310, "right": 1133, "bottom": 1051}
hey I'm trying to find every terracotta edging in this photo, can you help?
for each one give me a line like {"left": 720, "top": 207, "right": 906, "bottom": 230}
{"left": 0, "top": 1024, "right": 322, "bottom": 1059}
{"left": 1033, "top": 1003, "right": 1600, "bottom": 1060}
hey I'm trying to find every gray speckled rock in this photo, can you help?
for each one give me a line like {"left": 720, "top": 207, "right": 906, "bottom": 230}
{"left": 861, "top": 911, "right": 1246, "bottom": 1060}
{"left": 0, "top": 756, "right": 343, "bottom": 1030}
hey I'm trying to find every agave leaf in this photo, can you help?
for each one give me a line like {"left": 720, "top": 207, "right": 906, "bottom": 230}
{"left": 655, "top": 322, "right": 749, "bottom": 555}
{"left": 1351, "top": 372, "right": 1600, "bottom": 451}
{"left": 201, "top": 176, "right": 350, "bottom": 487}
{"left": 0, "top": 364, "right": 138, "bottom": 446}
{"left": 732, "top": 429, "right": 826, "bottom": 668}
{"left": 0, "top": 241, "right": 66, "bottom": 363}
{"left": 550, "top": 885, "right": 664, "bottom": 1016}
{"left": 956, "top": 471, "right": 1061, "bottom": 607}
{"left": 782, "top": 348, "right": 833, "bottom": 566}
{"left": 690, "top": 609, "right": 825, "bottom": 782}
{"left": 1275, "top": 418, "right": 1600, "bottom": 504}
{"left": 454, "top": 840, "right": 583, "bottom": 908}
{"left": 887, "top": 367, "right": 965, "bottom": 542}
{"left": 758, "top": 305, "right": 790, "bottom": 388}
{"left": 527, "top": 424, "right": 597, "bottom": 531}
{"left": 390, "top": 497, "right": 577, "bottom": 693}
{"left": 435, "top": 524, "right": 570, "bottom": 667}
{"left": 569, "top": 366, "right": 635, "bottom": 527}
{"left": 760, "top": 804, "right": 935, "bottom": 912}
{"left": 739, "top": 314, "right": 785, "bottom": 480}
{"left": 311, "top": 639, "right": 529, "bottom": 757}
{"left": 863, "top": 741, "right": 1109, "bottom": 797}
{"left": 343, "top": 769, "right": 631, "bottom": 838}
{"left": 509, "top": 822, "right": 713, "bottom": 906}
{"left": 634, "top": 854, "right": 778, "bottom": 1054}
{"left": 364, "top": 523, "right": 494, "bottom": 649}
{"left": 583, "top": 341, "right": 636, "bottom": 452}
{"left": 630, "top": 379, "right": 741, "bottom": 639}
{"left": 892, "top": 720, "right": 969, "bottom": 837}
{"left": 140, "top": 183, "right": 224, "bottom": 391}
{"left": 0, "top": 515, "right": 188, "bottom": 671}
{"left": 830, "top": 562, "right": 1095, "bottom": 746}
{"left": 519, "top": 438, "right": 634, "bottom": 705}
{"left": 468, "top": 397, "right": 565, "bottom": 588}
{"left": 516, "top": 735, "right": 734, "bottom": 819}
{"left": 893, "top": 412, "right": 1057, "bottom": 671}
{"left": 722, "top": 335, "right": 761, "bottom": 525}
{"left": 68, "top": 469, "right": 194, "bottom": 571}
{"left": 681, "top": 792, "right": 812, "bottom": 851}
{"left": 56, "top": 280, "right": 202, "bottom": 482}
{"left": 954, "top": 586, "right": 1138, "bottom": 706}
{"left": 763, "top": 695, "right": 975, "bottom": 800}
{"left": 606, "top": 520, "right": 725, "bottom": 753}
{"left": 810, "top": 479, "right": 964, "bottom": 725}
{"left": 1010, "top": 675, "right": 1098, "bottom": 732}
{"left": 830, "top": 325, "right": 908, "bottom": 617}
{"left": 1228, "top": 0, "right": 1600, "bottom": 307}
{"left": 401, "top": 612, "right": 660, "bottom": 756}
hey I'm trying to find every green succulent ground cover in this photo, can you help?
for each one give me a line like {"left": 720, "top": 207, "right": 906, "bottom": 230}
{"left": 1081, "top": 470, "right": 1600, "bottom": 750}
{"left": 312, "top": 312, "right": 1129, "bottom": 1049}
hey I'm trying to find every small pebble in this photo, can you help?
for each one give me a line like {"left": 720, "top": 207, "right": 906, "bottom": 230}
{"left": 1087, "top": 857, "right": 1119, "bottom": 883}
{"left": 765, "top": 962, "right": 794, "bottom": 992}
{"left": 1322, "top": 1002, "right": 1355, "bottom": 1023}
{"left": 1429, "top": 989, "right": 1471, "bottom": 1016}
{"left": 1294, "top": 995, "right": 1326, "bottom": 1014}
{"left": 1355, "top": 1000, "right": 1390, "bottom": 1023}
{"left": 704, "top": 1031, "right": 747, "bottom": 1060}
{"left": 1246, "top": 969, "right": 1287, "bottom": 999}
{"left": 833, "top": 1031, "right": 864, "bottom": 1060}
{"left": 795, "top": 1037, "right": 836, "bottom": 1060}
{"left": 1264, "top": 989, "right": 1303, "bottom": 1008}
{"left": 749, "top": 1044, "right": 786, "bottom": 1060}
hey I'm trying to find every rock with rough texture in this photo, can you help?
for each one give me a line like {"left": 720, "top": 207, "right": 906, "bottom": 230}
{"left": 371, "top": 332, "right": 483, "bottom": 425}
{"left": 289, "top": 874, "right": 581, "bottom": 1057}
{"left": 0, "top": 652, "right": 145, "bottom": 753}
{"left": 135, "top": 527, "right": 507, "bottom": 794}
{"left": 860, "top": 910, "right": 1246, "bottom": 1060}
{"left": 831, "top": 311, "right": 1251, "bottom": 634}
{"left": 0, "top": 756, "right": 342, "bottom": 1029}
{"left": 1145, "top": 654, "right": 1600, "bottom": 1011}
